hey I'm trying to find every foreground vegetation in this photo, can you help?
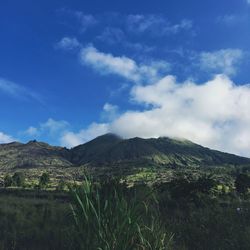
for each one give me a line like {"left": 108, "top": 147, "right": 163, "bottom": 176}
{"left": 0, "top": 166, "right": 250, "bottom": 249}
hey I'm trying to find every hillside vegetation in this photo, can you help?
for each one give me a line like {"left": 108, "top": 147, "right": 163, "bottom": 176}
{"left": 0, "top": 134, "right": 249, "bottom": 171}
{"left": 1, "top": 134, "right": 250, "bottom": 249}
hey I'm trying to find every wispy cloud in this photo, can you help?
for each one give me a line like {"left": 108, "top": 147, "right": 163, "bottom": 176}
{"left": 24, "top": 126, "right": 39, "bottom": 137}
{"left": 126, "top": 14, "right": 192, "bottom": 36}
{"left": 97, "top": 27, "right": 125, "bottom": 45}
{"left": 102, "top": 103, "right": 119, "bottom": 121}
{"left": 97, "top": 27, "right": 155, "bottom": 52}
{"left": 22, "top": 118, "right": 72, "bottom": 146}
{"left": 217, "top": 14, "right": 248, "bottom": 25}
{"left": 57, "top": 11, "right": 193, "bottom": 52}
{"left": 0, "top": 78, "right": 42, "bottom": 102}
{"left": 199, "top": 49, "right": 243, "bottom": 76}
{"left": 57, "top": 9, "right": 98, "bottom": 33}
{"left": 24, "top": 118, "right": 69, "bottom": 138}
{"left": 74, "top": 12, "right": 98, "bottom": 32}
{"left": 40, "top": 118, "right": 69, "bottom": 135}
{"left": 80, "top": 45, "right": 170, "bottom": 83}
{"left": 55, "top": 37, "right": 81, "bottom": 50}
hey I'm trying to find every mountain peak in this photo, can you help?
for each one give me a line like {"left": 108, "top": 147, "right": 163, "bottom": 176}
{"left": 82, "top": 133, "right": 123, "bottom": 146}
{"left": 26, "top": 140, "right": 50, "bottom": 147}
{"left": 94, "top": 133, "right": 123, "bottom": 141}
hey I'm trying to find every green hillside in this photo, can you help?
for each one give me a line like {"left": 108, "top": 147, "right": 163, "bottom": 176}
{"left": 0, "top": 134, "right": 249, "bottom": 170}
{"left": 70, "top": 134, "right": 250, "bottom": 168}
{"left": 0, "top": 140, "right": 72, "bottom": 170}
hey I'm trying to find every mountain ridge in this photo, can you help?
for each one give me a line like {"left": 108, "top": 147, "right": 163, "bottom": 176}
{"left": 0, "top": 134, "right": 249, "bottom": 170}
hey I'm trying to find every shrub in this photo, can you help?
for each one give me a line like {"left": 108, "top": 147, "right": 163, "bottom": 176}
{"left": 235, "top": 173, "right": 250, "bottom": 194}
{"left": 56, "top": 179, "right": 66, "bottom": 191}
{"left": 4, "top": 175, "right": 13, "bottom": 187}
{"left": 39, "top": 173, "right": 50, "bottom": 188}
{"left": 12, "top": 172, "right": 25, "bottom": 187}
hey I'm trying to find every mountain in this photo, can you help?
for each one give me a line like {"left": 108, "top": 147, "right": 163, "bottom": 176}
{"left": 70, "top": 134, "right": 250, "bottom": 168}
{"left": 0, "top": 134, "right": 250, "bottom": 170}
{"left": 0, "top": 140, "right": 72, "bottom": 169}
{"left": 71, "top": 133, "right": 123, "bottom": 165}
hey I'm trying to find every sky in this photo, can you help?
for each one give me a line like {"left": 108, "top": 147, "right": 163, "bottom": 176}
{"left": 1, "top": 0, "right": 250, "bottom": 156}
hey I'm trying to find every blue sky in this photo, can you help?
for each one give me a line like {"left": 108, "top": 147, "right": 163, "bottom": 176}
{"left": 1, "top": 0, "right": 250, "bottom": 156}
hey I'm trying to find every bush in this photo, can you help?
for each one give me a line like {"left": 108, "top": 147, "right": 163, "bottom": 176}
{"left": 56, "top": 179, "right": 66, "bottom": 191}
{"left": 39, "top": 173, "right": 50, "bottom": 188}
{"left": 235, "top": 173, "right": 250, "bottom": 194}
{"left": 4, "top": 175, "right": 13, "bottom": 187}
{"left": 12, "top": 172, "right": 25, "bottom": 187}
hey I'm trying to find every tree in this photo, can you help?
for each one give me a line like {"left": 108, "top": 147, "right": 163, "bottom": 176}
{"left": 4, "top": 175, "right": 13, "bottom": 187}
{"left": 194, "top": 175, "right": 216, "bottom": 194}
{"left": 39, "top": 173, "right": 50, "bottom": 188}
{"left": 56, "top": 179, "right": 66, "bottom": 191}
{"left": 235, "top": 173, "right": 250, "bottom": 194}
{"left": 12, "top": 172, "right": 25, "bottom": 187}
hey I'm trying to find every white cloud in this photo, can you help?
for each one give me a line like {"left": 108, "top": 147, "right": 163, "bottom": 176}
{"left": 61, "top": 74, "right": 250, "bottom": 156}
{"left": 0, "top": 78, "right": 41, "bottom": 102}
{"left": 80, "top": 45, "right": 170, "bottom": 83}
{"left": 56, "top": 37, "right": 81, "bottom": 50}
{"left": 108, "top": 74, "right": 250, "bottom": 156}
{"left": 0, "top": 132, "right": 14, "bottom": 144}
{"left": 199, "top": 49, "right": 243, "bottom": 76}
{"left": 61, "top": 123, "right": 109, "bottom": 148}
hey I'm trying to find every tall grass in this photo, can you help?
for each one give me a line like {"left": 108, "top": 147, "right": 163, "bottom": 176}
{"left": 70, "top": 177, "right": 173, "bottom": 250}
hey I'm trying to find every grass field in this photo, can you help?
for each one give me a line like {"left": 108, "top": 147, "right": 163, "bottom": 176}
{"left": 0, "top": 169, "right": 250, "bottom": 249}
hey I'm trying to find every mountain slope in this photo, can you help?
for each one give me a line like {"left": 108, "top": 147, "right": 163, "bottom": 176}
{"left": 71, "top": 133, "right": 123, "bottom": 164}
{"left": 70, "top": 134, "right": 250, "bottom": 167}
{"left": 0, "top": 134, "right": 249, "bottom": 170}
{"left": 0, "top": 140, "right": 72, "bottom": 169}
